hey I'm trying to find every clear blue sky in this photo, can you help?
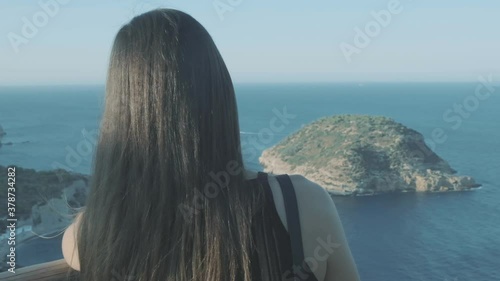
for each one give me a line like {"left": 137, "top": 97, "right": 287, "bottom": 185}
{"left": 1, "top": 0, "right": 499, "bottom": 85}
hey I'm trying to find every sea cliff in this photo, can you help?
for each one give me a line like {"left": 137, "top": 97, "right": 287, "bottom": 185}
{"left": 260, "top": 115, "right": 480, "bottom": 195}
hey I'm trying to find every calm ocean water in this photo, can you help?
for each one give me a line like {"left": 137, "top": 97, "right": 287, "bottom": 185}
{"left": 0, "top": 83, "right": 499, "bottom": 280}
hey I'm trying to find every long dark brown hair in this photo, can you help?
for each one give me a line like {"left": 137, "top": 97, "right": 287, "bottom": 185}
{"left": 77, "top": 9, "right": 283, "bottom": 281}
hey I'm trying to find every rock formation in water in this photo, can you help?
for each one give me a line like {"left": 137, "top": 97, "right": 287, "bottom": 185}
{"left": 0, "top": 125, "right": 29, "bottom": 147}
{"left": 0, "top": 124, "right": 5, "bottom": 148}
{"left": 260, "top": 115, "right": 480, "bottom": 195}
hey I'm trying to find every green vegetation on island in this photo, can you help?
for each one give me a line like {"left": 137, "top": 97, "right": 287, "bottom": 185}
{"left": 260, "top": 115, "right": 480, "bottom": 195}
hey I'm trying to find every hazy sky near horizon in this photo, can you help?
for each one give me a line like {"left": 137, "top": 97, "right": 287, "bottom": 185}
{"left": 1, "top": 0, "right": 500, "bottom": 85}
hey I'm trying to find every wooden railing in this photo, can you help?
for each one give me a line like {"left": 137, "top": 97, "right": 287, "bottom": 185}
{"left": 0, "top": 259, "right": 80, "bottom": 281}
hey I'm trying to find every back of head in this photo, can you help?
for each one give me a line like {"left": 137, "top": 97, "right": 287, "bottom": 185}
{"left": 76, "top": 9, "right": 277, "bottom": 281}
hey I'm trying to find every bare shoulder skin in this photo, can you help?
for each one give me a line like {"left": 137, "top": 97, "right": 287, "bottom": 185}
{"left": 62, "top": 212, "right": 82, "bottom": 271}
{"left": 245, "top": 170, "right": 360, "bottom": 281}
{"left": 289, "top": 174, "right": 360, "bottom": 281}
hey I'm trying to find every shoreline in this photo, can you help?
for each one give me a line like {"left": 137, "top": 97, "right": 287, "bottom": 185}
{"left": 328, "top": 185, "right": 482, "bottom": 197}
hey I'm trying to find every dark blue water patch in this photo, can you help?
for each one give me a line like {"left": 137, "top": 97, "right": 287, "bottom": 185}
{"left": 16, "top": 235, "right": 64, "bottom": 268}
{"left": 332, "top": 188, "right": 500, "bottom": 281}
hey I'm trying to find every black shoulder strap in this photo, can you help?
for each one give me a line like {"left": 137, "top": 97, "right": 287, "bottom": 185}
{"left": 256, "top": 172, "right": 317, "bottom": 280}
{"left": 275, "top": 174, "right": 305, "bottom": 269}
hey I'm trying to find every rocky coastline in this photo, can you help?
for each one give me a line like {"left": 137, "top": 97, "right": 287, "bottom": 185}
{"left": 0, "top": 124, "right": 89, "bottom": 271}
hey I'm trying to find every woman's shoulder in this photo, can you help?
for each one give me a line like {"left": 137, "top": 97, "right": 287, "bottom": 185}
{"left": 288, "top": 174, "right": 332, "bottom": 202}
{"left": 279, "top": 173, "right": 360, "bottom": 281}
{"left": 252, "top": 170, "right": 359, "bottom": 281}
{"left": 245, "top": 170, "right": 328, "bottom": 198}
{"left": 267, "top": 172, "right": 338, "bottom": 239}
{"left": 249, "top": 171, "right": 333, "bottom": 213}
{"left": 62, "top": 212, "right": 83, "bottom": 271}
{"left": 244, "top": 170, "right": 333, "bottom": 222}
{"left": 246, "top": 170, "right": 336, "bottom": 280}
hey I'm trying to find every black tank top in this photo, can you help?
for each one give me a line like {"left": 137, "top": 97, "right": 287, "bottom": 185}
{"left": 250, "top": 172, "right": 320, "bottom": 281}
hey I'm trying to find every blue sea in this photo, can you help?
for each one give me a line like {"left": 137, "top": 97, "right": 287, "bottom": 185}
{"left": 0, "top": 83, "right": 499, "bottom": 280}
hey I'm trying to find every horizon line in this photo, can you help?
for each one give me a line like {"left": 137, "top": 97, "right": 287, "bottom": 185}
{"left": 1, "top": 80, "right": 498, "bottom": 88}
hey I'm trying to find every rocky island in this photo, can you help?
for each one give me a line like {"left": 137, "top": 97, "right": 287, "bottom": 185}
{"left": 260, "top": 115, "right": 480, "bottom": 195}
